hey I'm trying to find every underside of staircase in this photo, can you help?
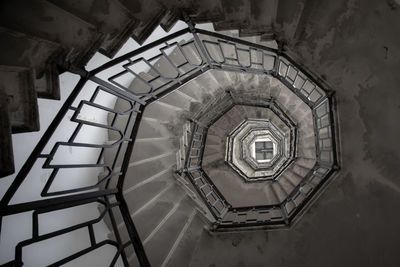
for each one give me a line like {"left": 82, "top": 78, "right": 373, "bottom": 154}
{"left": 1, "top": 0, "right": 400, "bottom": 267}
{"left": 0, "top": 0, "right": 325, "bottom": 177}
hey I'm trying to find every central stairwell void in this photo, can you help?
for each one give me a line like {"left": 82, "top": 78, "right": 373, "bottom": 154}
{"left": 0, "top": 19, "right": 339, "bottom": 267}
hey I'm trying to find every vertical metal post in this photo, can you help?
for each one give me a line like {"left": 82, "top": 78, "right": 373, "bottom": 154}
{"left": 117, "top": 193, "right": 151, "bottom": 267}
{"left": 182, "top": 12, "right": 213, "bottom": 68}
{"left": 0, "top": 76, "right": 88, "bottom": 208}
{"left": 115, "top": 104, "right": 151, "bottom": 266}
{"left": 272, "top": 40, "right": 284, "bottom": 77}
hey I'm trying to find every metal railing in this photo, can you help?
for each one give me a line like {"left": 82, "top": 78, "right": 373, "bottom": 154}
{"left": 224, "top": 97, "right": 297, "bottom": 182}
{"left": 0, "top": 19, "right": 339, "bottom": 266}
{"left": 177, "top": 28, "right": 339, "bottom": 229}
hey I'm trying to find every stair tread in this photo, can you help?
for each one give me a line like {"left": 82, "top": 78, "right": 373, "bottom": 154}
{"left": 123, "top": 172, "right": 175, "bottom": 215}
{"left": 160, "top": 10, "right": 179, "bottom": 33}
{"left": 0, "top": 66, "right": 39, "bottom": 133}
{"left": 133, "top": 185, "right": 186, "bottom": 242}
{"left": 130, "top": 138, "right": 177, "bottom": 163}
{"left": 48, "top": 0, "right": 137, "bottom": 58}
{"left": 0, "top": 0, "right": 103, "bottom": 65}
{"left": 141, "top": 197, "right": 195, "bottom": 267}
{"left": 131, "top": 6, "right": 166, "bottom": 45}
{"left": 277, "top": 175, "right": 296, "bottom": 195}
{"left": 157, "top": 90, "right": 192, "bottom": 111}
{"left": 143, "top": 100, "right": 183, "bottom": 122}
{"left": 164, "top": 212, "right": 204, "bottom": 267}
{"left": 0, "top": 92, "right": 14, "bottom": 177}
{"left": 123, "top": 153, "right": 175, "bottom": 190}
{"left": 136, "top": 118, "right": 175, "bottom": 139}
{"left": 0, "top": 27, "right": 62, "bottom": 76}
{"left": 189, "top": 0, "right": 223, "bottom": 23}
{"left": 0, "top": 27, "right": 62, "bottom": 99}
{"left": 213, "top": 0, "right": 250, "bottom": 31}
{"left": 272, "top": 182, "right": 287, "bottom": 202}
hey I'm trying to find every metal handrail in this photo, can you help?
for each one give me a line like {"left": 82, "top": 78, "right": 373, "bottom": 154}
{"left": 0, "top": 21, "right": 339, "bottom": 266}
{"left": 179, "top": 30, "right": 338, "bottom": 229}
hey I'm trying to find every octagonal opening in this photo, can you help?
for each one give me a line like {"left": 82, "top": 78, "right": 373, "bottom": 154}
{"left": 176, "top": 65, "right": 337, "bottom": 228}
{"left": 253, "top": 140, "right": 275, "bottom": 162}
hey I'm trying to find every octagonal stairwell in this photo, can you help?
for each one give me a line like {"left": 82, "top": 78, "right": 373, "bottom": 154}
{"left": 2, "top": 0, "right": 399, "bottom": 265}
{"left": 102, "top": 69, "right": 323, "bottom": 266}
{"left": 0, "top": 16, "right": 342, "bottom": 265}
{"left": 0, "top": 22, "right": 334, "bottom": 266}
{"left": 96, "top": 22, "right": 340, "bottom": 262}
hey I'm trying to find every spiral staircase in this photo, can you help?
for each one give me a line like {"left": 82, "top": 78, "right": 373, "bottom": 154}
{"left": 1, "top": 1, "right": 400, "bottom": 267}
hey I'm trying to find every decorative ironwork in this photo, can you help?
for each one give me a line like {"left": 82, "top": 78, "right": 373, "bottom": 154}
{"left": 0, "top": 19, "right": 339, "bottom": 266}
{"left": 178, "top": 30, "right": 339, "bottom": 230}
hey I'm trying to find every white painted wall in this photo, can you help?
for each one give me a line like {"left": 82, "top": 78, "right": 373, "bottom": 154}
{"left": 0, "top": 21, "right": 214, "bottom": 266}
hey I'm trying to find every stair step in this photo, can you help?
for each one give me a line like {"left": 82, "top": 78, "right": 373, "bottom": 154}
{"left": 0, "top": 26, "right": 62, "bottom": 71}
{"left": 275, "top": 0, "right": 307, "bottom": 42}
{"left": 295, "top": 157, "right": 316, "bottom": 169}
{"left": 193, "top": 71, "right": 223, "bottom": 96}
{"left": 204, "top": 134, "right": 222, "bottom": 146}
{"left": 127, "top": 72, "right": 156, "bottom": 96}
{"left": 284, "top": 166, "right": 304, "bottom": 185}
{"left": 277, "top": 175, "right": 296, "bottom": 195}
{"left": 213, "top": 0, "right": 250, "bottom": 30}
{"left": 298, "top": 125, "right": 315, "bottom": 148}
{"left": 131, "top": 197, "right": 196, "bottom": 267}
{"left": 202, "top": 152, "right": 222, "bottom": 167}
{"left": 228, "top": 105, "right": 248, "bottom": 121}
{"left": 232, "top": 104, "right": 250, "bottom": 120}
{"left": 189, "top": 0, "right": 224, "bottom": 23}
{"left": 0, "top": 66, "right": 39, "bottom": 133}
{"left": 239, "top": 0, "right": 278, "bottom": 38}
{"left": 143, "top": 100, "right": 183, "bottom": 122}
{"left": 0, "top": 27, "right": 63, "bottom": 99}
{"left": 163, "top": 212, "right": 204, "bottom": 267}
{"left": 207, "top": 69, "right": 234, "bottom": 89}
{"left": 174, "top": 37, "right": 210, "bottom": 100}
{"left": 106, "top": 185, "right": 186, "bottom": 261}
{"left": 123, "top": 153, "right": 175, "bottom": 192}
{"left": 34, "top": 61, "right": 61, "bottom": 100}
{"left": 292, "top": 162, "right": 312, "bottom": 177}
{"left": 178, "top": 79, "right": 207, "bottom": 103}
{"left": 157, "top": 90, "right": 192, "bottom": 111}
{"left": 211, "top": 112, "right": 238, "bottom": 135}
{"left": 106, "top": 112, "right": 137, "bottom": 142}
{"left": 0, "top": 92, "right": 14, "bottom": 177}
{"left": 0, "top": 0, "right": 104, "bottom": 66}
{"left": 263, "top": 183, "right": 280, "bottom": 205}
{"left": 103, "top": 172, "right": 175, "bottom": 231}
{"left": 218, "top": 105, "right": 246, "bottom": 130}
{"left": 207, "top": 126, "right": 227, "bottom": 139}
{"left": 160, "top": 10, "right": 179, "bottom": 33}
{"left": 178, "top": 40, "right": 203, "bottom": 70}
{"left": 123, "top": 172, "right": 175, "bottom": 215}
{"left": 297, "top": 146, "right": 316, "bottom": 159}
{"left": 130, "top": 138, "right": 177, "bottom": 163}
{"left": 271, "top": 182, "right": 287, "bottom": 203}
{"left": 102, "top": 141, "right": 129, "bottom": 173}
{"left": 100, "top": 20, "right": 138, "bottom": 58}
{"left": 136, "top": 118, "right": 175, "bottom": 139}
{"left": 48, "top": 0, "right": 139, "bottom": 58}
{"left": 133, "top": 185, "right": 186, "bottom": 242}
{"left": 162, "top": 40, "right": 200, "bottom": 79}
{"left": 131, "top": 7, "right": 166, "bottom": 45}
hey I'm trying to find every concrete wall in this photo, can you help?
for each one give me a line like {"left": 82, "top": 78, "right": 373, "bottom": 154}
{"left": 190, "top": 1, "right": 400, "bottom": 266}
